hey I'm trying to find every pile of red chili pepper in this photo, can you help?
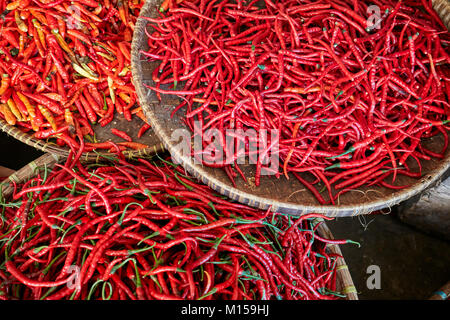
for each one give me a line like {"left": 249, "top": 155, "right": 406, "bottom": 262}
{"left": 0, "top": 149, "right": 357, "bottom": 300}
{"left": 0, "top": 0, "right": 151, "bottom": 152}
{"left": 142, "top": 0, "right": 450, "bottom": 204}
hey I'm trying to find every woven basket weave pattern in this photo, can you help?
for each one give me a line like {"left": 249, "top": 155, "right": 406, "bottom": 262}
{"left": 433, "top": 0, "right": 450, "bottom": 30}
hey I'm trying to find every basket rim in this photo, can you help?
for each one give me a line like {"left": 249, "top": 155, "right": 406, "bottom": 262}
{"left": 0, "top": 153, "right": 358, "bottom": 300}
{"left": 315, "top": 221, "right": 359, "bottom": 300}
{"left": 131, "top": 0, "right": 450, "bottom": 217}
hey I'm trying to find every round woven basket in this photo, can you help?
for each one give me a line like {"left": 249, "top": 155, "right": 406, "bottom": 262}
{"left": 0, "top": 115, "right": 164, "bottom": 161}
{"left": 131, "top": 0, "right": 450, "bottom": 216}
{"left": 0, "top": 152, "right": 358, "bottom": 300}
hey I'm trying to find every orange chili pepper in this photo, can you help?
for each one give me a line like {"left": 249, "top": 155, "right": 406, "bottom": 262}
{"left": 41, "top": 93, "right": 64, "bottom": 102}
{"left": 70, "top": 2, "right": 103, "bottom": 23}
{"left": 22, "top": 42, "right": 36, "bottom": 61}
{"left": 117, "top": 42, "right": 131, "bottom": 62}
{"left": 283, "top": 122, "right": 302, "bottom": 180}
{"left": 88, "top": 22, "right": 100, "bottom": 38}
{"left": 51, "top": 29, "right": 77, "bottom": 63}
{"left": 130, "top": 106, "right": 142, "bottom": 115}
{"left": 16, "top": 91, "right": 36, "bottom": 119}
{"left": 29, "top": 9, "right": 48, "bottom": 26}
{"left": 19, "top": 9, "right": 28, "bottom": 19}
{"left": 135, "top": 109, "right": 150, "bottom": 124}
{"left": 32, "top": 19, "right": 47, "bottom": 50}
{"left": 37, "top": 104, "right": 57, "bottom": 131}
{"left": 30, "top": 119, "right": 40, "bottom": 132}
{"left": 113, "top": 84, "right": 135, "bottom": 95}
{"left": 0, "top": 103, "right": 17, "bottom": 125}
{"left": 31, "top": 25, "right": 45, "bottom": 58}
{"left": 6, "top": 98, "right": 24, "bottom": 122}
{"left": 56, "top": 16, "right": 66, "bottom": 38}
{"left": 118, "top": 141, "right": 148, "bottom": 150}
{"left": 123, "top": 28, "right": 132, "bottom": 42}
{"left": 6, "top": 0, "right": 23, "bottom": 11}
{"left": 18, "top": 35, "right": 25, "bottom": 57}
{"left": 0, "top": 74, "right": 10, "bottom": 96}
{"left": 93, "top": 4, "right": 103, "bottom": 15}
{"left": 108, "top": 145, "right": 127, "bottom": 153}
{"left": 118, "top": 92, "right": 131, "bottom": 105}
{"left": 6, "top": 2, "right": 20, "bottom": 10}
{"left": 15, "top": 10, "right": 28, "bottom": 33}
{"left": 64, "top": 108, "right": 75, "bottom": 127}
{"left": 118, "top": 0, "right": 128, "bottom": 26}
{"left": 11, "top": 91, "right": 28, "bottom": 118}
{"left": 123, "top": 0, "right": 130, "bottom": 25}
{"left": 160, "top": 0, "right": 171, "bottom": 12}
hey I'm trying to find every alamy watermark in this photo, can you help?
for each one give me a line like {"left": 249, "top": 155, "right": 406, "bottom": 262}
{"left": 66, "top": 265, "right": 81, "bottom": 291}
{"left": 66, "top": 5, "right": 83, "bottom": 30}
{"left": 366, "top": 5, "right": 382, "bottom": 31}
{"left": 170, "top": 121, "right": 280, "bottom": 175}
{"left": 366, "top": 265, "right": 381, "bottom": 290}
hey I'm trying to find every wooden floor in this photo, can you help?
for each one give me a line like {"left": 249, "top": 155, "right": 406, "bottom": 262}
{"left": 329, "top": 213, "right": 450, "bottom": 299}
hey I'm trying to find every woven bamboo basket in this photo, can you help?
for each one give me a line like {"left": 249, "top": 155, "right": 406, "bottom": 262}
{"left": 131, "top": 0, "right": 450, "bottom": 216}
{"left": 0, "top": 113, "right": 164, "bottom": 161}
{"left": 0, "top": 152, "right": 358, "bottom": 300}
{"left": 429, "top": 281, "right": 450, "bottom": 300}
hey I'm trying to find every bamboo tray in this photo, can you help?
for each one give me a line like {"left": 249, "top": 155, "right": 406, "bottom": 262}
{"left": 131, "top": 0, "right": 450, "bottom": 216}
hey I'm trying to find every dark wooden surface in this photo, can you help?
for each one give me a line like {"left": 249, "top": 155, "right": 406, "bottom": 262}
{"left": 89, "top": 114, "right": 164, "bottom": 157}
{"left": 329, "top": 212, "right": 450, "bottom": 300}
{"left": 398, "top": 176, "right": 450, "bottom": 241}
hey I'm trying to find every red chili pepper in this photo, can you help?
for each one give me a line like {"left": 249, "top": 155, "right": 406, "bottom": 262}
{"left": 137, "top": 123, "right": 151, "bottom": 138}
{"left": 5, "top": 260, "right": 76, "bottom": 288}
{"left": 111, "top": 128, "right": 133, "bottom": 142}
{"left": 2, "top": 30, "right": 19, "bottom": 48}
{"left": 49, "top": 51, "right": 69, "bottom": 83}
{"left": 78, "top": 92, "right": 97, "bottom": 124}
{"left": 21, "top": 92, "right": 63, "bottom": 115}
